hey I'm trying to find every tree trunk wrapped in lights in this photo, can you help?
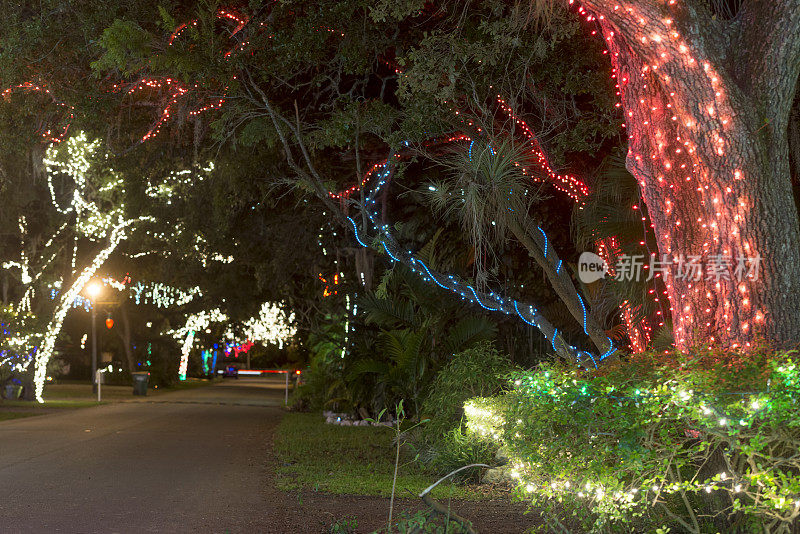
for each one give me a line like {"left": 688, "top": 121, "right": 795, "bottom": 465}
{"left": 566, "top": 0, "right": 800, "bottom": 349}
{"left": 33, "top": 217, "right": 148, "bottom": 401}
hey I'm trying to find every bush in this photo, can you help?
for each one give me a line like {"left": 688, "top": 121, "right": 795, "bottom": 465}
{"left": 421, "top": 341, "right": 513, "bottom": 439}
{"left": 429, "top": 427, "right": 498, "bottom": 483}
{"left": 464, "top": 348, "right": 800, "bottom": 533}
{"left": 290, "top": 351, "right": 347, "bottom": 412}
{"left": 377, "top": 510, "right": 472, "bottom": 533}
{"left": 418, "top": 341, "right": 512, "bottom": 479}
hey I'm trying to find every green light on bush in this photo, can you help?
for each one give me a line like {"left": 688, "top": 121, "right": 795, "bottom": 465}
{"left": 463, "top": 352, "right": 800, "bottom": 532}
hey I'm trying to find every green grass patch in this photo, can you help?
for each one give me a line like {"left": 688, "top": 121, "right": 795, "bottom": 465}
{"left": 0, "top": 411, "right": 43, "bottom": 421}
{"left": 2, "top": 400, "right": 105, "bottom": 408}
{"left": 160, "top": 378, "right": 219, "bottom": 391}
{"left": 273, "top": 413, "right": 493, "bottom": 500}
{"left": 37, "top": 377, "right": 215, "bottom": 401}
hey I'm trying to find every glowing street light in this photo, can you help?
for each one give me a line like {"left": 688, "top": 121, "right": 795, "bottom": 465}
{"left": 85, "top": 282, "right": 103, "bottom": 300}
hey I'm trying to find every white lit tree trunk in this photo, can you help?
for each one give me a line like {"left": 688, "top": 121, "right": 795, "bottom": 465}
{"left": 33, "top": 217, "right": 144, "bottom": 401}
{"left": 570, "top": 0, "right": 800, "bottom": 350}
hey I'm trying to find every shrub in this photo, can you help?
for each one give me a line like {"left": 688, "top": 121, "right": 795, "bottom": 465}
{"left": 290, "top": 350, "right": 349, "bottom": 412}
{"left": 429, "top": 426, "right": 498, "bottom": 483}
{"left": 421, "top": 341, "right": 513, "bottom": 438}
{"left": 418, "top": 341, "right": 512, "bottom": 480}
{"left": 464, "top": 349, "right": 800, "bottom": 533}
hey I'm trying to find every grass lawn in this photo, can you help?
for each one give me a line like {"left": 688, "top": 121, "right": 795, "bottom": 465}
{"left": 0, "top": 411, "right": 43, "bottom": 421}
{"left": 2, "top": 399, "right": 105, "bottom": 408}
{"left": 0, "top": 399, "right": 105, "bottom": 422}
{"left": 0, "top": 378, "right": 217, "bottom": 416}
{"left": 273, "top": 413, "right": 494, "bottom": 500}
{"left": 23, "top": 377, "right": 218, "bottom": 402}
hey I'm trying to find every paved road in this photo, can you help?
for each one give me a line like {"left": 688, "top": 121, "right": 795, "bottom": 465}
{"left": 0, "top": 378, "right": 284, "bottom": 533}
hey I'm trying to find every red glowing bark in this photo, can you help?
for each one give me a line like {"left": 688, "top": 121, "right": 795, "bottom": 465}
{"left": 576, "top": 0, "right": 800, "bottom": 349}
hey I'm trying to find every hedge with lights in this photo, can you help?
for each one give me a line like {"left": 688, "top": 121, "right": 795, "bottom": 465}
{"left": 465, "top": 349, "right": 800, "bottom": 533}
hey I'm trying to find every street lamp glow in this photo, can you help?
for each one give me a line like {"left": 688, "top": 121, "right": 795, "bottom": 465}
{"left": 86, "top": 282, "right": 102, "bottom": 299}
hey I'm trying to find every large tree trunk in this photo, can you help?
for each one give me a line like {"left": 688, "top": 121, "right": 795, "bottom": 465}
{"left": 576, "top": 0, "right": 800, "bottom": 350}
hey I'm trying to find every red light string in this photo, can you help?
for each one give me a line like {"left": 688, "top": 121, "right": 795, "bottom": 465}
{"left": 0, "top": 82, "right": 74, "bottom": 144}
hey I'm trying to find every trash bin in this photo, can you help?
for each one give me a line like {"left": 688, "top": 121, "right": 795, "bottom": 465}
{"left": 4, "top": 384, "right": 22, "bottom": 400}
{"left": 132, "top": 372, "right": 149, "bottom": 396}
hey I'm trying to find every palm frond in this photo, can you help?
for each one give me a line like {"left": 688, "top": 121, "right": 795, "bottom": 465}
{"left": 347, "top": 358, "right": 392, "bottom": 377}
{"left": 416, "top": 227, "right": 444, "bottom": 267}
{"left": 443, "top": 316, "right": 498, "bottom": 355}
{"left": 572, "top": 154, "right": 641, "bottom": 249}
{"left": 512, "top": 0, "right": 558, "bottom": 29}
{"left": 359, "top": 292, "right": 417, "bottom": 328}
{"left": 391, "top": 329, "right": 426, "bottom": 373}
{"left": 423, "top": 137, "right": 544, "bottom": 286}
{"left": 650, "top": 323, "right": 675, "bottom": 352}
{"left": 377, "top": 329, "right": 413, "bottom": 363}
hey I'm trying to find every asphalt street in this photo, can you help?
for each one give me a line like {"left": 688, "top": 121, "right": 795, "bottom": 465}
{"left": 0, "top": 378, "right": 285, "bottom": 533}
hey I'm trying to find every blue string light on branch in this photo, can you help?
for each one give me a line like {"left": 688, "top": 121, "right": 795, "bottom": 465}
{"left": 342, "top": 156, "right": 615, "bottom": 366}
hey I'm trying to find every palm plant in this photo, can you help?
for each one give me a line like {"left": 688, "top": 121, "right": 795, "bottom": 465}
{"left": 425, "top": 139, "right": 539, "bottom": 289}
{"left": 424, "top": 136, "right": 613, "bottom": 357}
{"left": 348, "top": 262, "right": 498, "bottom": 418}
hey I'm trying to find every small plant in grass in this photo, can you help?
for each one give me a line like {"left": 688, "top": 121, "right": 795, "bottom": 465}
{"left": 325, "top": 516, "right": 357, "bottom": 534}
{"left": 368, "top": 400, "right": 429, "bottom": 532}
{"left": 377, "top": 510, "right": 471, "bottom": 533}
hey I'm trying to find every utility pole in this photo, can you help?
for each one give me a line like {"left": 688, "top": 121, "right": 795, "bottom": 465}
{"left": 91, "top": 304, "right": 97, "bottom": 394}
{"left": 86, "top": 281, "right": 103, "bottom": 395}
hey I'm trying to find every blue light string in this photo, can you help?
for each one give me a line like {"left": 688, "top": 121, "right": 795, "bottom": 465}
{"left": 538, "top": 227, "right": 548, "bottom": 257}
{"left": 347, "top": 216, "right": 368, "bottom": 248}
{"left": 381, "top": 241, "right": 401, "bottom": 262}
{"left": 577, "top": 294, "right": 588, "bottom": 334}
{"left": 469, "top": 286, "right": 501, "bottom": 311}
{"left": 415, "top": 259, "right": 453, "bottom": 292}
{"left": 600, "top": 339, "right": 616, "bottom": 361}
{"left": 469, "top": 140, "right": 495, "bottom": 160}
{"left": 513, "top": 300, "right": 536, "bottom": 327}
{"left": 578, "top": 350, "right": 598, "bottom": 368}
{"left": 346, "top": 147, "right": 615, "bottom": 363}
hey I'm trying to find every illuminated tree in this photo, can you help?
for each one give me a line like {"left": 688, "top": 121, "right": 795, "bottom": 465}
{"left": 84, "top": 0, "right": 800, "bottom": 355}
{"left": 0, "top": 132, "right": 150, "bottom": 400}
{"left": 33, "top": 216, "right": 146, "bottom": 400}
{"left": 542, "top": 0, "right": 800, "bottom": 350}
{"left": 88, "top": 2, "right": 625, "bottom": 361}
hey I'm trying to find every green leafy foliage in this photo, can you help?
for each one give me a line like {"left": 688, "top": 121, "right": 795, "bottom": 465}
{"left": 464, "top": 349, "right": 800, "bottom": 532}
{"left": 377, "top": 510, "right": 472, "bottom": 534}
{"left": 91, "top": 19, "right": 153, "bottom": 76}
{"left": 326, "top": 516, "right": 357, "bottom": 534}
{"left": 421, "top": 341, "right": 512, "bottom": 438}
